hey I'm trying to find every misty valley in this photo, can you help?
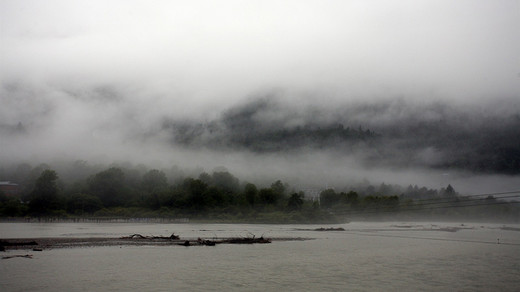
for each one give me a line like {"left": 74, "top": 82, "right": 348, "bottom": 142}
{"left": 2, "top": 96, "right": 520, "bottom": 222}
{"left": 2, "top": 1, "right": 520, "bottom": 290}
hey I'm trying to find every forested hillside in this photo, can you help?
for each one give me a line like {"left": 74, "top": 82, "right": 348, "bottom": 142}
{"left": 161, "top": 98, "right": 520, "bottom": 173}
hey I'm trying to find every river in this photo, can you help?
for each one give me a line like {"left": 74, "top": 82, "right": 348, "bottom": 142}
{"left": 1, "top": 221, "right": 519, "bottom": 291}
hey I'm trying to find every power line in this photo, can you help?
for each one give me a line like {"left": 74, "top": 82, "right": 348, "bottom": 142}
{"left": 338, "top": 198, "right": 520, "bottom": 215}
{"left": 393, "top": 194, "right": 519, "bottom": 209}
{"left": 317, "top": 190, "right": 520, "bottom": 211}
{"left": 328, "top": 190, "right": 520, "bottom": 216}
{"left": 337, "top": 193, "right": 520, "bottom": 212}
{"left": 398, "top": 190, "right": 520, "bottom": 204}
{"left": 333, "top": 200, "right": 520, "bottom": 217}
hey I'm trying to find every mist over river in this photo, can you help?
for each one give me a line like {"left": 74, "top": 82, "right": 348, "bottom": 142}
{"left": 1, "top": 222, "right": 519, "bottom": 291}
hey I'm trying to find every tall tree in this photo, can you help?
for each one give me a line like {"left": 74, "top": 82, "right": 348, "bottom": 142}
{"left": 259, "top": 188, "right": 278, "bottom": 205}
{"left": 443, "top": 184, "right": 457, "bottom": 198}
{"left": 244, "top": 183, "right": 258, "bottom": 206}
{"left": 287, "top": 192, "right": 304, "bottom": 211}
{"left": 29, "top": 169, "right": 61, "bottom": 214}
{"left": 212, "top": 171, "right": 239, "bottom": 194}
{"left": 87, "top": 167, "right": 127, "bottom": 207}
{"left": 141, "top": 169, "right": 168, "bottom": 193}
{"left": 271, "top": 180, "right": 286, "bottom": 196}
{"left": 183, "top": 178, "right": 208, "bottom": 210}
{"left": 319, "top": 189, "right": 340, "bottom": 208}
{"left": 345, "top": 191, "right": 359, "bottom": 206}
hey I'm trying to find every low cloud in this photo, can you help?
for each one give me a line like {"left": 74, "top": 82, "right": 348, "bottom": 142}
{"left": 1, "top": 1, "right": 519, "bottom": 193}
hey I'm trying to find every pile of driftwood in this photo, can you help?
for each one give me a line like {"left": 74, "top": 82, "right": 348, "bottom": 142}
{"left": 0, "top": 233, "right": 272, "bottom": 253}
{"left": 194, "top": 235, "right": 271, "bottom": 246}
{"left": 120, "top": 233, "right": 271, "bottom": 246}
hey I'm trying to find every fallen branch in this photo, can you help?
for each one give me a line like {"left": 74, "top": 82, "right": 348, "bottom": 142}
{"left": 121, "top": 233, "right": 180, "bottom": 240}
{"left": 125, "top": 234, "right": 147, "bottom": 239}
{"left": 2, "top": 254, "right": 33, "bottom": 260}
{"left": 314, "top": 227, "right": 345, "bottom": 232}
{"left": 225, "top": 236, "right": 271, "bottom": 244}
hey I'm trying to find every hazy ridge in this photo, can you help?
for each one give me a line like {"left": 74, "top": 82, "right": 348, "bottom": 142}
{"left": 160, "top": 97, "right": 520, "bottom": 174}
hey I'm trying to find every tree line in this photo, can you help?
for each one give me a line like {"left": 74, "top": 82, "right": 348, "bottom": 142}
{"left": 0, "top": 164, "right": 518, "bottom": 222}
{"left": 1, "top": 166, "right": 328, "bottom": 222}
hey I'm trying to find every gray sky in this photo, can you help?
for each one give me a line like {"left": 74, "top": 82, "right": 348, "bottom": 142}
{"left": 1, "top": 1, "right": 520, "bottom": 192}
{"left": 2, "top": 0, "right": 518, "bottom": 107}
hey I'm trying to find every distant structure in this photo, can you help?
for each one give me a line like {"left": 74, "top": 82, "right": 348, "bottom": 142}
{"left": 0, "top": 181, "right": 20, "bottom": 197}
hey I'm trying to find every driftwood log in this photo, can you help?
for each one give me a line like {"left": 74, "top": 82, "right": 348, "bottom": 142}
{"left": 314, "top": 227, "right": 345, "bottom": 231}
{"left": 0, "top": 240, "right": 38, "bottom": 246}
{"left": 122, "top": 233, "right": 180, "bottom": 240}
{"left": 2, "top": 254, "right": 33, "bottom": 259}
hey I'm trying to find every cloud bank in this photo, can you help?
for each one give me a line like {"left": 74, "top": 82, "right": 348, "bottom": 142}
{"left": 1, "top": 0, "right": 519, "bottom": 193}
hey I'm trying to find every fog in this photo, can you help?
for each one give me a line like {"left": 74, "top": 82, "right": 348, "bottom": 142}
{"left": 1, "top": 0, "right": 519, "bottom": 194}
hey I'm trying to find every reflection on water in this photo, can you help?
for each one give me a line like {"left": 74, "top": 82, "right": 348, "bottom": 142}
{"left": 1, "top": 222, "right": 519, "bottom": 291}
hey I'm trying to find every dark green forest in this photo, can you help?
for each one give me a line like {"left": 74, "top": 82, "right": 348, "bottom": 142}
{"left": 1, "top": 162, "right": 518, "bottom": 222}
